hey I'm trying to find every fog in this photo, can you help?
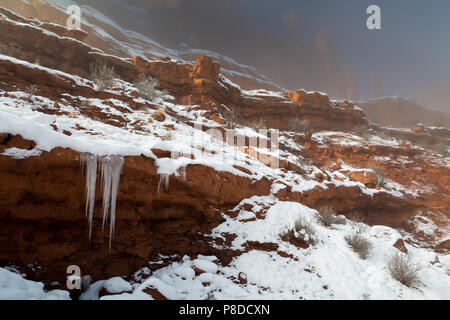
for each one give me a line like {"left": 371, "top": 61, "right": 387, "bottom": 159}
{"left": 75, "top": 0, "right": 450, "bottom": 111}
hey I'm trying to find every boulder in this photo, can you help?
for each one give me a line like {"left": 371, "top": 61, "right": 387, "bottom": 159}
{"left": 347, "top": 170, "right": 378, "bottom": 187}
{"left": 393, "top": 239, "right": 408, "bottom": 254}
{"left": 99, "top": 277, "right": 132, "bottom": 298}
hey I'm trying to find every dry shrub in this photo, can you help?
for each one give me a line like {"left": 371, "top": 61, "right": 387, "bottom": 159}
{"left": 387, "top": 252, "right": 421, "bottom": 287}
{"left": 24, "top": 85, "right": 38, "bottom": 103}
{"left": 0, "top": 41, "right": 20, "bottom": 57}
{"left": 433, "top": 143, "right": 449, "bottom": 157}
{"left": 345, "top": 233, "right": 373, "bottom": 259}
{"left": 317, "top": 206, "right": 345, "bottom": 226}
{"left": 346, "top": 211, "right": 369, "bottom": 233}
{"left": 347, "top": 211, "right": 366, "bottom": 224}
{"left": 223, "top": 109, "right": 240, "bottom": 129}
{"left": 252, "top": 119, "right": 267, "bottom": 131}
{"left": 134, "top": 74, "right": 167, "bottom": 101}
{"left": 289, "top": 118, "right": 310, "bottom": 132}
{"left": 89, "top": 62, "right": 117, "bottom": 90}
{"left": 292, "top": 164, "right": 309, "bottom": 177}
{"left": 373, "top": 169, "right": 386, "bottom": 188}
{"left": 280, "top": 217, "right": 317, "bottom": 246}
{"left": 352, "top": 125, "right": 372, "bottom": 140}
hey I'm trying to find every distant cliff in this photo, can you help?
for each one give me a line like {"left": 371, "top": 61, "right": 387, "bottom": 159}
{"left": 358, "top": 97, "right": 450, "bottom": 128}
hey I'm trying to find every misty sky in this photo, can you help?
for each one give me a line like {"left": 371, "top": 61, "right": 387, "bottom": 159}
{"left": 76, "top": 0, "right": 450, "bottom": 111}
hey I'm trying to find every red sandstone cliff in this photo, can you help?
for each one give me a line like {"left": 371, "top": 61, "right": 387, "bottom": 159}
{"left": 0, "top": 4, "right": 448, "bottom": 299}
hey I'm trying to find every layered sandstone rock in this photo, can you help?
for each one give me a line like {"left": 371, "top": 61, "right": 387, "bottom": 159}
{"left": 0, "top": 140, "right": 271, "bottom": 282}
{"left": 191, "top": 56, "right": 220, "bottom": 81}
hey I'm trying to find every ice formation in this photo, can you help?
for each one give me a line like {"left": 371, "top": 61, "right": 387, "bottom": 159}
{"left": 100, "top": 156, "right": 125, "bottom": 249}
{"left": 81, "top": 153, "right": 97, "bottom": 241}
{"left": 81, "top": 154, "right": 124, "bottom": 249}
{"left": 179, "top": 166, "right": 187, "bottom": 181}
{"left": 158, "top": 173, "right": 170, "bottom": 196}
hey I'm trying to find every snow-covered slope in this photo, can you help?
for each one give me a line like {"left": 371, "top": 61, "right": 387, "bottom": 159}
{"left": 97, "top": 201, "right": 450, "bottom": 300}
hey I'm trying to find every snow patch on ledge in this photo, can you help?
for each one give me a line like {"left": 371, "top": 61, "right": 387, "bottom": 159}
{"left": 1, "top": 147, "right": 42, "bottom": 159}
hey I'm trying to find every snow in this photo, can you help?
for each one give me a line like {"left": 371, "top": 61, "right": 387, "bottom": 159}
{"left": 0, "top": 268, "right": 69, "bottom": 300}
{"left": 193, "top": 259, "right": 218, "bottom": 274}
{"left": 0, "top": 94, "right": 448, "bottom": 301}
{"left": 242, "top": 89, "right": 286, "bottom": 99}
{"left": 1, "top": 147, "right": 41, "bottom": 159}
{"left": 103, "top": 200, "right": 449, "bottom": 300}
{"left": 0, "top": 54, "right": 92, "bottom": 88}
{"left": 101, "top": 277, "right": 132, "bottom": 294}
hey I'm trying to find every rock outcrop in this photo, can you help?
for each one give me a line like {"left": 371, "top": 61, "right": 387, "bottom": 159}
{"left": 0, "top": 141, "right": 270, "bottom": 282}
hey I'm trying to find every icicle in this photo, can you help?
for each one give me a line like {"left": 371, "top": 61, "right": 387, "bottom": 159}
{"left": 81, "top": 153, "right": 97, "bottom": 242}
{"left": 108, "top": 156, "right": 123, "bottom": 248}
{"left": 158, "top": 173, "right": 170, "bottom": 196}
{"left": 99, "top": 155, "right": 124, "bottom": 250}
{"left": 179, "top": 166, "right": 187, "bottom": 181}
{"left": 100, "top": 157, "right": 112, "bottom": 231}
{"left": 80, "top": 153, "right": 124, "bottom": 250}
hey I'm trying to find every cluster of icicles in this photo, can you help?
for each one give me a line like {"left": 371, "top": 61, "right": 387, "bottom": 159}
{"left": 80, "top": 153, "right": 124, "bottom": 250}
{"left": 80, "top": 153, "right": 186, "bottom": 250}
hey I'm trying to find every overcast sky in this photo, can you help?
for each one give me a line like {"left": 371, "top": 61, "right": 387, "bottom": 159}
{"left": 76, "top": 0, "right": 450, "bottom": 111}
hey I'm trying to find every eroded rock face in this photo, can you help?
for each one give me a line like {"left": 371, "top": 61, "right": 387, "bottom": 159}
{"left": 191, "top": 56, "right": 220, "bottom": 81}
{"left": 346, "top": 170, "right": 379, "bottom": 188}
{"left": 131, "top": 56, "right": 192, "bottom": 88}
{"left": 0, "top": 15, "right": 136, "bottom": 82}
{"left": 0, "top": 4, "right": 370, "bottom": 133}
{"left": 287, "top": 90, "right": 330, "bottom": 108}
{"left": 0, "top": 140, "right": 271, "bottom": 283}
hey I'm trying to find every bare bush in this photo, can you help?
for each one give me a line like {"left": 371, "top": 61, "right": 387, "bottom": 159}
{"left": 0, "top": 41, "right": 20, "bottom": 57}
{"left": 223, "top": 109, "right": 240, "bottom": 129}
{"left": 345, "top": 233, "right": 373, "bottom": 259}
{"left": 291, "top": 164, "right": 309, "bottom": 177}
{"left": 373, "top": 169, "right": 386, "bottom": 188}
{"left": 352, "top": 125, "right": 371, "bottom": 140}
{"left": 134, "top": 74, "right": 167, "bottom": 101}
{"left": 346, "top": 211, "right": 369, "bottom": 233}
{"left": 280, "top": 217, "right": 317, "bottom": 246}
{"left": 317, "top": 206, "right": 345, "bottom": 226}
{"left": 347, "top": 211, "right": 366, "bottom": 223}
{"left": 377, "top": 130, "right": 396, "bottom": 142}
{"left": 289, "top": 118, "right": 309, "bottom": 132}
{"left": 89, "top": 62, "right": 117, "bottom": 90}
{"left": 433, "top": 143, "right": 449, "bottom": 157}
{"left": 79, "top": 100, "right": 91, "bottom": 109}
{"left": 387, "top": 252, "right": 421, "bottom": 287}
{"left": 376, "top": 174, "right": 385, "bottom": 187}
{"left": 252, "top": 119, "right": 267, "bottom": 132}
{"left": 24, "top": 85, "right": 38, "bottom": 103}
